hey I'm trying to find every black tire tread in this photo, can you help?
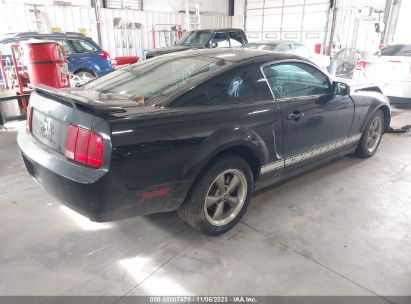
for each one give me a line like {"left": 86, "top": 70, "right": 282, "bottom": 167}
{"left": 178, "top": 156, "right": 253, "bottom": 235}
{"left": 355, "top": 109, "right": 384, "bottom": 158}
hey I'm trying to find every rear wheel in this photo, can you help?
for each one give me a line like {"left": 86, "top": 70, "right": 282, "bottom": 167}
{"left": 72, "top": 70, "right": 96, "bottom": 86}
{"left": 355, "top": 110, "right": 385, "bottom": 158}
{"left": 178, "top": 156, "right": 253, "bottom": 235}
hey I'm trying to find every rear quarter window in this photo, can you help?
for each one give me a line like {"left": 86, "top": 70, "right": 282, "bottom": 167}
{"left": 70, "top": 40, "right": 96, "bottom": 53}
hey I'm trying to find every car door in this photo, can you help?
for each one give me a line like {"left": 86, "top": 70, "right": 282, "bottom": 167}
{"left": 66, "top": 39, "right": 100, "bottom": 75}
{"left": 262, "top": 61, "right": 355, "bottom": 170}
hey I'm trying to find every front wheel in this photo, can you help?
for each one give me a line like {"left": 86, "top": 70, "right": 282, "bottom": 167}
{"left": 178, "top": 156, "right": 254, "bottom": 235}
{"left": 355, "top": 110, "right": 385, "bottom": 158}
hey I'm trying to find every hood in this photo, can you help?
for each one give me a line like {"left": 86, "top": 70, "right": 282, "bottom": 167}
{"left": 146, "top": 45, "right": 204, "bottom": 57}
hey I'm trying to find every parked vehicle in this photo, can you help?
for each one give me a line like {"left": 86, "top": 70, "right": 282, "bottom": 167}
{"left": 18, "top": 49, "right": 390, "bottom": 235}
{"left": 354, "top": 44, "right": 411, "bottom": 102}
{"left": 243, "top": 40, "right": 331, "bottom": 70}
{"left": 0, "top": 32, "right": 114, "bottom": 83}
{"left": 145, "top": 28, "right": 247, "bottom": 59}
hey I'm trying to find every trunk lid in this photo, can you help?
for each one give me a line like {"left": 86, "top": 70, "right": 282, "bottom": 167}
{"left": 29, "top": 85, "right": 168, "bottom": 155}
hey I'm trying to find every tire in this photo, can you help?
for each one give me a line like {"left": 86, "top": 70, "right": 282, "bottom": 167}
{"left": 178, "top": 156, "right": 254, "bottom": 235}
{"left": 355, "top": 109, "right": 385, "bottom": 158}
{"left": 74, "top": 70, "right": 95, "bottom": 80}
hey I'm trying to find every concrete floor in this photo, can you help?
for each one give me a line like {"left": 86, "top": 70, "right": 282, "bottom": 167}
{"left": 0, "top": 106, "right": 410, "bottom": 302}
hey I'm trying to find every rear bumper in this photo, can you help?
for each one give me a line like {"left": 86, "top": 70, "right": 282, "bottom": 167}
{"left": 18, "top": 128, "right": 188, "bottom": 222}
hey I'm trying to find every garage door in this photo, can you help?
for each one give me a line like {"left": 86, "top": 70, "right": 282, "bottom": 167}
{"left": 245, "top": 0, "right": 331, "bottom": 46}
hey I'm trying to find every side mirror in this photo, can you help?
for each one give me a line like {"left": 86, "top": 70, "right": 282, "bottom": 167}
{"left": 209, "top": 42, "right": 218, "bottom": 48}
{"left": 333, "top": 81, "right": 350, "bottom": 96}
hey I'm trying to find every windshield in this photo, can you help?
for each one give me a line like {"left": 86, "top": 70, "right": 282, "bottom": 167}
{"left": 243, "top": 43, "right": 278, "bottom": 51}
{"left": 176, "top": 30, "right": 212, "bottom": 46}
{"left": 376, "top": 44, "right": 411, "bottom": 57}
{"left": 84, "top": 55, "right": 231, "bottom": 105}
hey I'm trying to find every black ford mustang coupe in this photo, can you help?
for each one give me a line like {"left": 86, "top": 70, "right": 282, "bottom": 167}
{"left": 18, "top": 49, "right": 390, "bottom": 235}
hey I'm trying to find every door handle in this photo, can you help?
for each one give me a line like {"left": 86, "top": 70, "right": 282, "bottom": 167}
{"left": 287, "top": 111, "right": 305, "bottom": 121}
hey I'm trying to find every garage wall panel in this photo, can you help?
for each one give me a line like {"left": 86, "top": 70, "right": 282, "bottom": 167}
{"left": 0, "top": 3, "right": 233, "bottom": 59}
{"left": 245, "top": 0, "right": 330, "bottom": 51}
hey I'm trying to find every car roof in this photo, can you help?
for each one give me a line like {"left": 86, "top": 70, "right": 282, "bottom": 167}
{"left": 0, "top": 32, "right": 89, "bottom": 44}
{"left": 166, "top": 48, "right": 302, "bottom": 63}
{"left": 189, "top": 28, "right": 244, "bottom": 32}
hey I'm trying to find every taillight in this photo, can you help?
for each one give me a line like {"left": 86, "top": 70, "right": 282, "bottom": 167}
{"left": 64, "top": 125, "right": 104, "bottom": 168}
{"left": 26, "top": 105, "right": 33, "bottom": 132}
{"left": 356, "top": 60, "right": 374, "bottom": 70}
{"left": 99, "top": 51, "right": 110, "bottom": 61}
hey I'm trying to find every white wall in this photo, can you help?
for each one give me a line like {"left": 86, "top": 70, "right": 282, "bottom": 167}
{"left": 142, "top": 0, "right": 229, "bottom": 15}
{"left": 393, "top": 0, "right": 411, "bottom": 43}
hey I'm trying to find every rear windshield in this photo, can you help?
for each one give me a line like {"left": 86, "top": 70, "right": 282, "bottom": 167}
{"left": 176, "top": 30, "right": 212, "bottom": 46}
{"left": 243, "top": 43, "right": 278, "bottom": 51}
{"left": 84, "top": 55, "right": 231, "bottom": 105}
{"left": 377, "top": 44, "right": 411, "bottom": 57}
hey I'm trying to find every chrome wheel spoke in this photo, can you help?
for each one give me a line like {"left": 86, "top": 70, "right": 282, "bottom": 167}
{"left": 215, "top": 175, "right": 226, "bottom": 192}
{"left": 204, "top": 169, "right": 248, "bottom": 226}
{"left": 226, "top": 196, "right": 239, "bottom": 208}
{"left": 213, "top": 202, "right": 225, "bottom": 220}
{"left": 227, "top": 175, "right": 240, "bottom": 194}
{"left": 206, "top": 195, "right": 220, "bottom": 208}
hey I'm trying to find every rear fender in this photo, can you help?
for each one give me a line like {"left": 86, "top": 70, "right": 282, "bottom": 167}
{"left": 182, "top": 125, "right": 269, "bottom": 182}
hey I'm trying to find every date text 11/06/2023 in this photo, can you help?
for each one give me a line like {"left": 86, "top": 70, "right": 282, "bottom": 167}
{"left": 149, "top": 296, "right": 257, "bottom": 303}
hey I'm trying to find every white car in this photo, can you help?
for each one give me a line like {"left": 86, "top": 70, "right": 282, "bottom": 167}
{"left": 354, "top": 44, "right": 411, "bottom": 101}
{"left": 243, "top": 41, "right": 331, "bottom": 70}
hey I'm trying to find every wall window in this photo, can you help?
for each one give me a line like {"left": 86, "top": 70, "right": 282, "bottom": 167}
{"left": 263, "top": 62, "right": 330, "bottom": 98}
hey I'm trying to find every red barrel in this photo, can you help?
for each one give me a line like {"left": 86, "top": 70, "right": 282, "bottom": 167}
{"left": 24, "top": 41, "right": 70, "bottom": 88}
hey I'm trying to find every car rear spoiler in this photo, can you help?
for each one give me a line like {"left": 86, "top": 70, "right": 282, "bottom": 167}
{"left": 34, "top": 85, "right": 126, "bottom": 115}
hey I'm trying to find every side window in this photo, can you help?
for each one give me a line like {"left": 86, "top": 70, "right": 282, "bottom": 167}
{"left": 176, "top": 66, "right": 272, "bottom": 106}
{"left": 210, "top": 32, "right": 229, "bottom": 48}
{"left": 70, "top": 40, "right": 95, "bottom": 53}
{"left": 228, "top": 31, "right": 244, "bottom": 47}
{"left": 276, "top": 44, "right": 293, "bottom": 54}
{"left": 53, "top": 40, "right": 73, "bottom": 55}
{"left": 262, "top": 62, "right": 330, "bottom": 98}
{"left": 294, "top": 44, "right": 311, "bottom": 58}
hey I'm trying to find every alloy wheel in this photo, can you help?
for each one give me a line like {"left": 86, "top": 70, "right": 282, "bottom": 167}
{"left": 204, "top": 169, "right": 247, "bottom": 226}
{"left": 366, "top": 115, "right": 383, "bottom": 153}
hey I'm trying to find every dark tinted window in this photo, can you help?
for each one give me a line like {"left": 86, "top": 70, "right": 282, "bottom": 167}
{"left": 263, "top": 62, "right": 330, "bottom": 98}
{"left": 211, "top": 32, "right": 229, "bottom": 48}
{"left": 84, "top": 56, "right": 231, "bottom": 105}
{"left": 377, "top": 44, "right": 411, "bottom": 57}
{"left": 228, "top": 31, "right": 244, "bottom": 47}
{"left": 176, "top": 65, "right": 273, "bottom": 106}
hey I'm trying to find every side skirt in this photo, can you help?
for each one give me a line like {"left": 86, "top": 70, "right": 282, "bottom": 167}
{"left": 255, "top": 145, "right": 357, "bottom": 191}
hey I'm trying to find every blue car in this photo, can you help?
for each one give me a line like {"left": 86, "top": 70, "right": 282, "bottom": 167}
{"left": 0, "top": 32, "right": 114, "bottom": 83}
